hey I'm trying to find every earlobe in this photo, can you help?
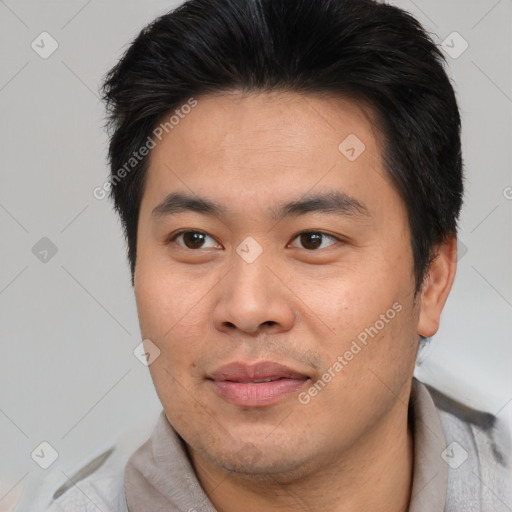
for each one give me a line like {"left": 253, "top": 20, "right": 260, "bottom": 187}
{"left": 417, "top": 235, "right": 458, "bottom": 338}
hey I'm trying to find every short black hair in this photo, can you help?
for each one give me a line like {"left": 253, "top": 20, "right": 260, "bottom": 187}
{"left": 101, "top": 0, "right": 463, "bottom": 293}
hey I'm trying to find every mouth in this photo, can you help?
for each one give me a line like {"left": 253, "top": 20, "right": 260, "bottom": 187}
{"left": 207, "top": 361, "right": 311, "bottom": 407}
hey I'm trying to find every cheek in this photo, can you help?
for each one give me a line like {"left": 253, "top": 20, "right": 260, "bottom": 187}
{"left": 290, "top": 263, "right": 394, "bottom": 338}
{"left": 135, "top": 255, "right": 210, "bottom": 336}
{"left": 134, "top": 258, "right": 220, "bottom": 374}
{"left": 292, "top": 255, "right": 415, "bottom": 375}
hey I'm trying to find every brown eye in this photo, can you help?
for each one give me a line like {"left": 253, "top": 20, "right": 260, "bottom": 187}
{"left": 169, "top": 230, "right": 220, "bottom": 250}
{"left": 290, "top": 231, "right": 338, "bottom": 250}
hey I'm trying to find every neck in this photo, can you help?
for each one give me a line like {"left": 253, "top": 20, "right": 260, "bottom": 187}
{"left": 189, "top": 395, "right": 414, "bottom": 512}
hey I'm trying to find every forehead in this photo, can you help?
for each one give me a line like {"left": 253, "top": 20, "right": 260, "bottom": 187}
{"left": 141, "top": 90, "right": 400, "bottom": 224}
{"left": 149, "top": 90, "right": 383, "bottom": 163}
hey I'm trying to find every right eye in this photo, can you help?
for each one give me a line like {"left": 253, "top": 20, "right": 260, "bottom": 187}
{"left": 167, "top": 230, "right": 222, "bottom": 250}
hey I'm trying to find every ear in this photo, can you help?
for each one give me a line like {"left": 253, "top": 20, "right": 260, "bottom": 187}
{"left": 417, "top": 235, "right": 458, "bottom": 338}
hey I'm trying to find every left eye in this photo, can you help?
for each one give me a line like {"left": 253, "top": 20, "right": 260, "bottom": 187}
{"left": 289, "top": 231, "right": 339, "bottom": 250}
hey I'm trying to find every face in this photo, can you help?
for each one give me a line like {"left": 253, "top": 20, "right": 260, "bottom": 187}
{"left": 134, "top": 91, "right": 429, "bottom": 480}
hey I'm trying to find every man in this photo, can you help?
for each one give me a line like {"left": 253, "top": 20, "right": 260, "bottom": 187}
{"left": 38, "top": 0, "right": 511, "bottom": 510}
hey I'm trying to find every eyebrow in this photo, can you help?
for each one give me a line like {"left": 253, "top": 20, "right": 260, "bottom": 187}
{"left": 151, "top": 190, "right": 370, "bottom": 222}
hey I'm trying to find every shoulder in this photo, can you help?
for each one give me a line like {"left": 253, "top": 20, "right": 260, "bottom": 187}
{"left": 424, "top": 382, "right": 512, "bottom": 511}
{"left": 39, "top": 446, "right": 128, "bottom": 512}
{"left": 29, "top": 413, "right": 160, "bottom": 512}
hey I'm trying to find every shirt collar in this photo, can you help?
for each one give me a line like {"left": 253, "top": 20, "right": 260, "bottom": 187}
{"left": 408, "top": 378, "right": 448, "bottom": 512}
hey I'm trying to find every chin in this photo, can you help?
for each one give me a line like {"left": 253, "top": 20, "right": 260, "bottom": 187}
{"left": 198, "top": 440, "right": 322, "bottom": 484}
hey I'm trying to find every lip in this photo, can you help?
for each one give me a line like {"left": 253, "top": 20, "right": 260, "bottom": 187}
{"left": 207, "top": 361, "right": 310, "bottom": 407}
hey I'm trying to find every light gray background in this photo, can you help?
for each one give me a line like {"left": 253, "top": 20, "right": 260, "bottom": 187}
{"left": 1, "top": 1, "right": 511, "bottom": 510}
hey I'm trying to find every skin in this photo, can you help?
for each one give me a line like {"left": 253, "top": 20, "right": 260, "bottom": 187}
{"left": 134, "top": 90, "right": 457, "bottom": 512}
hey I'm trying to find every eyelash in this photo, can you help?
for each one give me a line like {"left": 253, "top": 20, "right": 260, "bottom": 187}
{"left": 166, "top": 229, "right": 342, "bottom": 251}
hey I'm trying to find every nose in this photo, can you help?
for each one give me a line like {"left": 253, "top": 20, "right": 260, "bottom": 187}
{"left": 211, "top": 249, "right": 296, "bottom": 336}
